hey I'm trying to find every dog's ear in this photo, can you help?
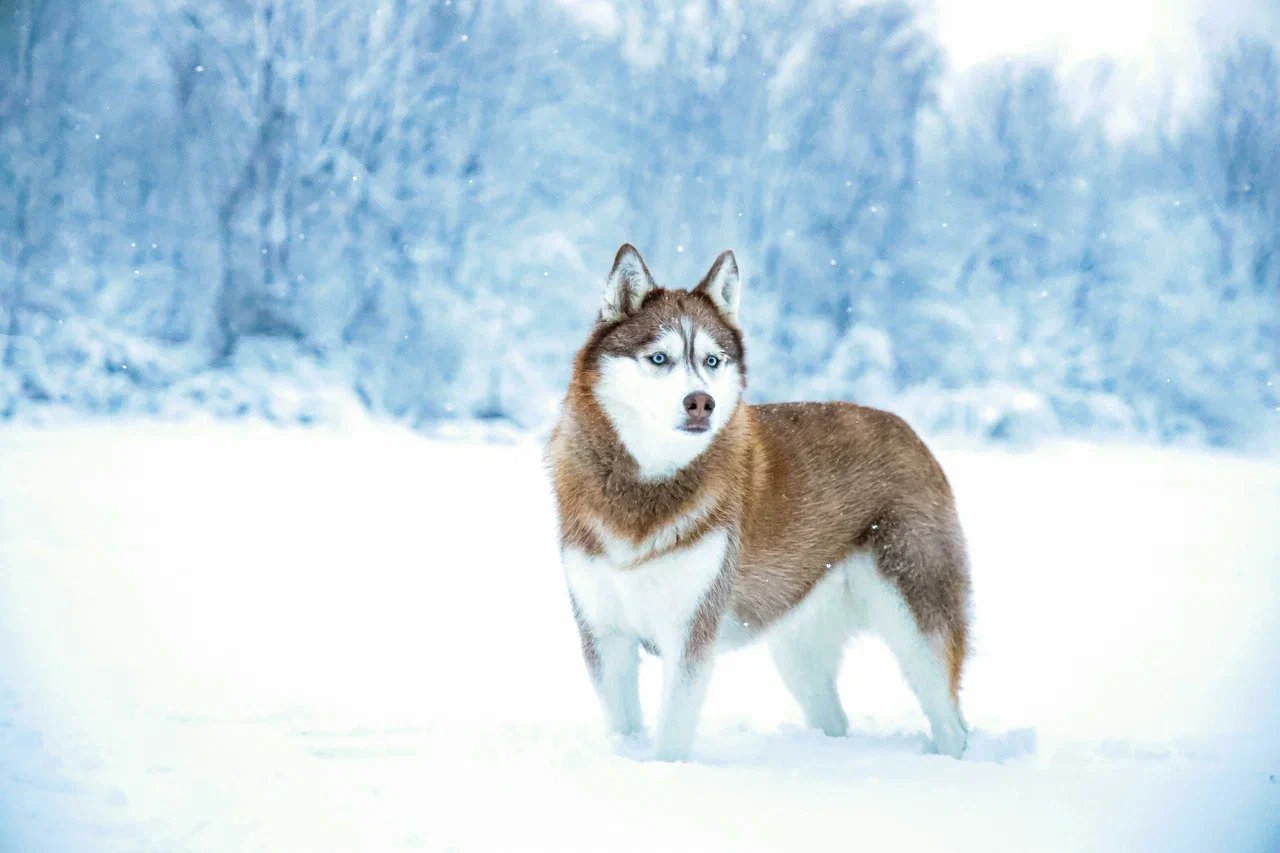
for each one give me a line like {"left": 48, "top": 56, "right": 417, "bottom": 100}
{"left": 600, "top": 244, "right": 657, "bottom": 323}
{"left": 695, "top": 250, "right": 740, "bottom": 321}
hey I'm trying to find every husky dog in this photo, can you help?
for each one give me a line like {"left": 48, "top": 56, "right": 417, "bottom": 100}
{"left": 546, "top": 244, "right": 971, "bottom": 761}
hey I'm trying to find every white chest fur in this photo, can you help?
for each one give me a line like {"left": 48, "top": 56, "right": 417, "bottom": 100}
{"left": 584, "top": 494, "right": 717, "bottom": 568}
{"left": 564, "top": 527, "right": 728, "bottom": 653}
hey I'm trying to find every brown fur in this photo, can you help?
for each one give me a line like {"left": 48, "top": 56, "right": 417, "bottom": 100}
{"left": 547, "top": 284, "right": 972, "bottom": 698}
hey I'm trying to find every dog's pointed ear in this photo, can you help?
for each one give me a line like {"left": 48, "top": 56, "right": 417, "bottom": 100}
{"left": 600, "top": 244, "right": 657, "bottom": 323}
{"left": 695, "top": 250, "right": 740, "bottom": 321}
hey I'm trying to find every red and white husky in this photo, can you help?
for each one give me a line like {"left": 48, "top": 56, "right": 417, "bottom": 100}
{"left": 547, "top": 245, "right": 971, "bottom": 761}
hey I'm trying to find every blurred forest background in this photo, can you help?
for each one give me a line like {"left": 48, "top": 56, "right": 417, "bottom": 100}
{"left": 1, "top": 0, "right": 1276, "bottom": 446}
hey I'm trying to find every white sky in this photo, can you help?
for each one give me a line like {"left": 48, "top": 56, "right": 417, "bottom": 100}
{"left": 557, "top": 0, "right": 1278, "bottom": 133}
{"left": 926, "top": 0, "right": 1279, "bottom": 131}
{"left": 933, "top": 0, "right": 1202, "bottom": 71}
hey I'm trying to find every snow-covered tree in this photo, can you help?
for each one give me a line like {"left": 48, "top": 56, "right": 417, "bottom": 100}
{"left": 0, "top": 0, "right": 1274, "bottom": 445}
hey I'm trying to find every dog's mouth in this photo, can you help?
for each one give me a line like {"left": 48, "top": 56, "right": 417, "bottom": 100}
{"left": 679, "top": 421, "right": 710, "bottom": 434}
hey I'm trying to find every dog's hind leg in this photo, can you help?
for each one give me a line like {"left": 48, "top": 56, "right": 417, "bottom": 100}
{"left": 853, "top": 545, "right": 969, "bottom": 758}
{"left": 767, "top": 571, "right": 852, "bottom": 737}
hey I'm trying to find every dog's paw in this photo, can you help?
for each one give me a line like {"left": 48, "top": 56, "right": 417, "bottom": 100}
{"left": 611, "top": 729, "right": 651, "bottom": 759}
{"left": 927, "top": 717, "right": 969, "bottom": 759}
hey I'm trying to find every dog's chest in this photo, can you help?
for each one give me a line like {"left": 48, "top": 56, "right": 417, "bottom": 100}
{"left": 586, "top": 494, "right": 716, "bottom": 567}
{"left": 564, "top": 525, "right": 727, "bottom": 650}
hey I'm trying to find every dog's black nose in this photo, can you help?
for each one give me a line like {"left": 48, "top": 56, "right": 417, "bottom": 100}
{"left": 683, "top": 392, "right": 715, "bottom": 418}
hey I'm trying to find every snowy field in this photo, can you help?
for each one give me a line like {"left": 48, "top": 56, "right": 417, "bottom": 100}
{"left": 1, "top": 421, "right": 1277, "bottom": 852}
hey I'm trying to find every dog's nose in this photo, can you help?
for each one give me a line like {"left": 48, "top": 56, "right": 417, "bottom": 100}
{"left": 683, "top": 392, "right": 715, "bottom": 419}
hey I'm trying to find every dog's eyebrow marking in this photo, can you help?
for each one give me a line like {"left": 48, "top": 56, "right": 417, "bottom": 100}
{"left": 687, "top": 326, "right": 720, "bottom": 381}
{"left": 693, "top": 328, "right": 718, "bottom": 358}
{"left": 681, "top": 317, "right": 697, "bottom": 371}
{"left": 651, "top": 327, "right": 684, "bottom": 362}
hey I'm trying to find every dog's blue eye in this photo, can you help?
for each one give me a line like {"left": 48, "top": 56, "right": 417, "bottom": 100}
{"left": 649, "top": 353, "right": 667, "bottom": 365}
{"left": 706, "top": 355, "right": 720, "bottom": 368}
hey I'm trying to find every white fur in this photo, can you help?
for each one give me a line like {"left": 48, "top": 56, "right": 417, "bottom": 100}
{"left": 567, "top": 529, "right": 728, "bottom": 653}
{"left": 846, "top": 555, "right": 968, "bottom": 757}
{"left": 594, "top": 326, "right": 743, "bottom": 480}
{"left": 593, "top": 633, "right": 643, "bottom": 737}
{"left": 755, "top": 553, "right": 968, "bottom": 756}
{"left": 691, "top": 328, "right": 718, "bottom": 360}
{"left": 764, "top": 569, "right": 857, "bottom": 736}
{"left": 653, "top": 649, "right": 714, "bottom": 761}
{"left": 564, "top": 528, "right": 729, "bottom": 760}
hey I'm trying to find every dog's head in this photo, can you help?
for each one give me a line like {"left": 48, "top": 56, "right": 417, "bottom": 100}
{"left": 579, "top": 244, "right": 746, "bottom": 479}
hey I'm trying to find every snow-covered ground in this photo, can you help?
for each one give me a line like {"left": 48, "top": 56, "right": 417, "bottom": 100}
{"left": 1, "top": 421, "right": 1277, "bottom": 852}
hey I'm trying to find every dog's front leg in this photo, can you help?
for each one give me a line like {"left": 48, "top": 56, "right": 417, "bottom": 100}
{"left": 583, "top": 627, "right": 643, "bottom": 738}
{"left": 652, "top": 549, "right": 735, "bottom": 762}
{"left": 566, "top": 561, "right": 643, "bottom": 738}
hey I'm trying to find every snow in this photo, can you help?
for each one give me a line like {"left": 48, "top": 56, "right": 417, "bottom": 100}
{"left": 1, "top": 422, "right": 1278, "bottom": 851}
